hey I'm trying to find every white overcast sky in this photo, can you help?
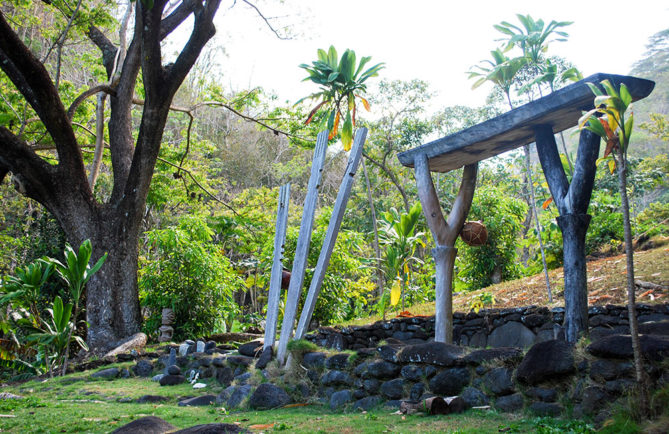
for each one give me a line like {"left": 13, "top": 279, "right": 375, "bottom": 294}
{"left": 199, "top": 0, "right": 668, "bottom": 109}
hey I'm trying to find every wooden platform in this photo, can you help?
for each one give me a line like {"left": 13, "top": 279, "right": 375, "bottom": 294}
{"left": 398, "top": 73, "right": 655, "bottom": 173}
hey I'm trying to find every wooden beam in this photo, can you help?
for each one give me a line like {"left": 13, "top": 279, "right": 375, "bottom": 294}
{"left": 263, "top": 183, "right": 290, "bottom": 351}
{"left": 294, "top": 128, "right": 368, "bottom": 341}
{"left": 398, "top": 73, "right": 654, "bottom": 173}
{"left": 276, "top": 131, "right": 328, "bottom": 364}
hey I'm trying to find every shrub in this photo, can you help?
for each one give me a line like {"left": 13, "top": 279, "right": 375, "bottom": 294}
{"left": 139, "top": 216, "right": 243, "bottom": 341}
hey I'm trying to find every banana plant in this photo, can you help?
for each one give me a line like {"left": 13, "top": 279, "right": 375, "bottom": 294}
{"left": 468, "top": 48, "right": 526, "bottom": 108}
{"left": 298, "top": 45, "right": 384, "bottom": 150}
{"left": 494, "top": 14, "right": 572, "bottom": 66}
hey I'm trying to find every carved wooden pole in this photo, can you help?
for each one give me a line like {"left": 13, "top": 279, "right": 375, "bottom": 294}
{"left": 534, "top": 125, "right": 600, "bottom": 343}
{"left": 263, "top": 183, "right": 290, "bottom": 352}
{"left": 415, "top": 154, "right": 478, "bottom": 343}
{"left": 276, "top": 131, "right": 328, "bottom": 364}
{"left": 294, "top": 128, "right": 367, "bottom": 340}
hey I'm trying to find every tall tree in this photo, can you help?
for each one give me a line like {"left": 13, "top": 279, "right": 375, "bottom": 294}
{"left": 0, "top": 0, "right": 222, "bottom": 351}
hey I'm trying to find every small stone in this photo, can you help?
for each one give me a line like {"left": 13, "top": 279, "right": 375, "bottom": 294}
{"left": 178, "top": 343, "right": 190, "bottom": 357}
{"left": 234, "top": 372, "right": 252, "bottom": 384}
{"left": 409, "top": 383, "right": 425, "bottom": 401}
{"left": 152, "top": 374, "right": 165, "bottom": 382}
{"left": 212, "top": 356, "right": 226, "bottom": 367}
{"left": 302, "top": 352, "right": 327, "bottom": 369}
{"left": 196, "top": 340, "right": 205, "bottom": 353}
{"left": 325, "top": 353, "right": 350, "bottom": 370}
{"left": 204, "top": 341, "right": 217, "bottom": 353}
{"left": 167, "top": 365, "right": 181, "bottom": 375}
{"left": 364, "top": 361, "right": 401, "bottom": 379}
{"left": 192, "top": 383, "right": 207, "bottom": 389}
{"left": 255, "top": 346, "right": 272, "bottom": 370}
{"left": 117, "top": 396, "right": 133, "bottom": 403}
{"left": 216, "top": 367, "right": 234, "bottom": 387}
{"left": 321, "top": 370, "right": 353, "bottom": 387}
{"left": 354, "top": 395, "right": 381, "bottom": 411}
{"left": 137, "top": 395, "right": 169, "bottom": 403}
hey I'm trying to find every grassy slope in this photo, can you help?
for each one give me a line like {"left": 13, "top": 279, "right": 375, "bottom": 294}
{"left": 343, "top": 244, "right": 669, "bottom": 327}
{"left": 0, "top": 366, "right": 582, "bottom": 433}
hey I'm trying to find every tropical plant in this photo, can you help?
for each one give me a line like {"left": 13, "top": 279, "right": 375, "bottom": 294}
{"left": 48, "top": 240, "right": 106, "bottom": 375}
{"left": 378, "top": 202, "right": 425, "bottom": 312}
{"left": 298, "top": 45, "right": 384, "bottom": 149}
{"left": 468, "top": 48, "right": 525, "bottom": 107}
{"left": 579, "top": 78, "right": 647, "bottom": 413}
{"left": 25, "top": 296, "right": 88, "bottom": 378}
{"left": 0, "top": 260, "right": 53, "bottom": 325}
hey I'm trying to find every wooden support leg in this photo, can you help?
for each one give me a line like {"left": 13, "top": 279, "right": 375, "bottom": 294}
{"left": 433, "top": 246, "right": 457, "bottom": 343}
{"left": 414, "top": 154, "right": 477, "bottom": 344}
{"left": 557, "top": 213, "right": 591, "bottom": 343}
{"left": 535, "top": 125, "right": 600, "bottom": 343}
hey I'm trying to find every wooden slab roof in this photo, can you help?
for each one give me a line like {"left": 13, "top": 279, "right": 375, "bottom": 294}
{"left": 397, "top": 73, "right": 655, "bottom": 173}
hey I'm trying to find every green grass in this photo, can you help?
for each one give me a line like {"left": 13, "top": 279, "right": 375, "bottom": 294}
{"left": 0, "top": 370, "right": 589, "bottom": 433}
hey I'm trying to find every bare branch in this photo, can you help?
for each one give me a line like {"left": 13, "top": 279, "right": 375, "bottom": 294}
{"left": 240, "top": 0, "right": 291, "bottom": 40}
{"left": 67, "top": 84, "right": 117, "bottom": 120}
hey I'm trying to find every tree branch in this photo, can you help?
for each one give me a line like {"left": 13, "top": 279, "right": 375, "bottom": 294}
{"left": 240, "top": 0, "right": 291, "bottom": 40}
{"left": 67, "top": 84, "right": 117, "bottom": 120}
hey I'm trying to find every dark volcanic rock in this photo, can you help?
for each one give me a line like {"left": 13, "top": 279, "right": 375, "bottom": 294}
{"left": 226, "top": 355, "right": 254, "bottom": 367}
{"left": 362, "top": 379, "right": 380, "bottom": 394}
{"left": 137, "top": 395, "right": 170, "bottom": 404}
{"left": 639, "top": 320, "right": 669, "bottom": 335}
{"left": 397, "top": 342, "right": 465, "bottom": 366}
{"left": 581, "top": 386, "right": 608, "bottom": 414}
{"left": 255, "top": 346, "right": 272, "bottom": 370}
{"left": 354, "top": 395, "right": 381, "bottom": 411}
{"left": 226, "top": 384, "right": 252, "bottom": 408}
{"left": 487, "top": 321, "right": 535, "bottom": 348}
{"left": 178, "top": 395, "right": 217, "bottom": 407}
{"left": 216, "top": 367, "right": 234, "bottom": 387}
{"left": 167, "top": 365, "right": 181, "bottom": 375}
{"left": 112, "top": 416, "right": 175, "bottom": 434}
{"left": 380, "top": 378, "right": 405, "bottom": 400}
{"left": 429, "top": 368, "right": 470, "bottom": 396}
{"left": 400, "top": 364, "right": 423, "bottom": 381}
{"left": 248, "top": 383, "right": 291, "bottom": 409}
{"left": 237, "top": 340, "right": 263, "bottom": 358}
{"left": 409, "top": 383, "right": 424, "bottom": 401}
{"left": 133, "top": 360, "right": 154, "bottom": 377}
{"left": 173, "top": 423, "right": 249, "bottom": 433}
{"left": 377, "top": 345, "right": 401, "bottom": 362}
{"left": 91, "top": 367, "right": 120, "bottom": 379}
{"left": 589, "top": 359, "right": 619, "bottom": 382}
{"left": 529, "top": 401, "right": 562, "bottom": 417}
{"left": 302, "top": 352, "right": 327, "bottom": 369}
{"left": 495, "top": 393, "right": 524, "bottom": 412}
{"left": 516, "top": 340, "right": 575, "bottom": 385}
{"left": 325, "top": 353, "right": 350, "bottom": 370}
{"left": 587, "top": 334, "right": 669, "bottom": 360}
{"left": 330, "top": 389, "right": 353, "bottom": 409}
{"left": 463, "top": 347, "right": 523, "bottom": 365}
{"left": 483, "top": 367, "right": 515, "bottom": 396}
{"left": 159, "top": 374, "right": 186, "bottom": 386}
{"left": 461, "top": 387, "right": 489, "bottom": 407}
{"left": 364, "top": 361, "right": 401, "bottom": 379}
{"left": 525, "top": 387, "right": 557, "bottom": 403}
{"left": 321, "top": 370, "right": 353, "bottom": 387}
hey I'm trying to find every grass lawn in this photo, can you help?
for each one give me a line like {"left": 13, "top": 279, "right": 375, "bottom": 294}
{"left": 0, "top": 367, "right": 592, "bottom": 433}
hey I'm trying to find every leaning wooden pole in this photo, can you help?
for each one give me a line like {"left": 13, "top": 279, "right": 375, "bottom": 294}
{"left": 263, "top": 183, "right": 291, "bottom": 352}
{"left": 276, "top": 131, "right": 328, "bottom": 364}
{"left": 294, "top": 128, "right": 368, "bottom": 340}
{"left": 414, "top": 154, "right": 478, "bottom": 343}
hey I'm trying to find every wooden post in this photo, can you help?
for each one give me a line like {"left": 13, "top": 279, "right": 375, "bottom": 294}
{"left": 263, "top": 183, "right": 290, "bottom": 351}
{"left": 414, "top": 154, "right": 478, "bottom": 343}
{"left": 276, "top": 131, "right": 328, "bottom": 364}
{"left": 534, "top": 125, "right": 600, "bottom": 343}
{"left": 294, "top": 128, "right": 368, "bottom": 341}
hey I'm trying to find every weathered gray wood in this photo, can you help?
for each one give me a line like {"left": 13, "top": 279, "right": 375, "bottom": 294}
{"left": 276, "top": 131, "right": 328, "bottom": 364}
{"left": 398, "top": 73, "right": 654, "bottom": 173}
{"left": 263, "top": 183, "right": 290, "bottom": 351}
{"left": 294, "top": 128, "right": 368, "bottom": 340}
{"left": 415, "top": 154, "right": 478, "bottom": 343}
{"left": 535, "top": 126, "right": 601, "bottom": 343}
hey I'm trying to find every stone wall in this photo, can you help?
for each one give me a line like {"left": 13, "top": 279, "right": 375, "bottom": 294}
{"left": 304, "top": 304, "right": 669, "bottom": 350}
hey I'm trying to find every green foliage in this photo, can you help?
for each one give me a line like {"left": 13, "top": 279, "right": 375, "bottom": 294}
{"left": 286, "top": 338, "right": 318, "bottom": 355}
{"left": 0, "top": 259, "right": 53, "bottom": 324}
{"left": 298, "top": 45, "right": 384, "bottom": 149}
{"left": 637, "top": 202, "right": 669, "bottom": 237}
{"left": 139, "top": 215, "right": 243, "bottom": 340}
{"left": 456, "top": 186, "right": 527, "bottom": 290}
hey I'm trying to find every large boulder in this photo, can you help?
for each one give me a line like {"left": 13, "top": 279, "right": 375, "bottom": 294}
{"left": 91, "top": 367, "right": 120, "bottom": 379}
{"left": 103, "top": 332, "right": 147, "bottom": 358}
{"left": 639, "top": 320, "right": 669, "bottom": 335}
{"left": 325, "top": 353, "right": 350, "bottom": 370}
{"left": 330, "top": 389, "right": 353, "bottom": 409}
{"left": 516, "top": 340, "right": 575, "bottom": 385}
{"left": 397, "top": 342, "right": 465, "bottom": 366}
{"left": 587, "top": 334, "right": 669, "bottom": 360}
{"left": 159, "top": 374, "right": 186, "bottom": 386}
{"left": 364, "top": 361, "right": 401, "bottom": 379}
{"left": 354, "top": 395, "right": 381, "bottom": 411}
{"left": 302, "top": 352, "right": 327, "bottom": 369}
{"left": 494, "top": 393, "right": 524, "bottom": 412}
{"left": 248, "top": 383, "right": 291, "bottom": 409}
{"left": 226, "top": 384, "right": 252, "bottom": 408}
{"left": 178, "top": 395, "right": 217, "bottom": 407}
{"left": 320, "top": 370, "right": 353, "bottom": 387}
{"left": 380, "top": 378, "right": 405, "bottom": 400}
{"left": 487, "top": 321, "right": 535, "bottom": 348}
{"left": 133, "top": 360, "right": 154, "bottom": 377}
{"left": 428, "top": 367, "right": 470, "bottom": 395}
{"left": 461, "top": 387, "right": 489, "bottom": 407}
{"left": 112, "top": 416, "right": 175, "bottom": 434}
{"left": 255, "top": 346, "right": 273, "bottom": 370}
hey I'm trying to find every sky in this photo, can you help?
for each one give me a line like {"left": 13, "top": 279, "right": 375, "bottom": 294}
{"left": 201, "top": 0, "right": 669, "bottom": 110}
